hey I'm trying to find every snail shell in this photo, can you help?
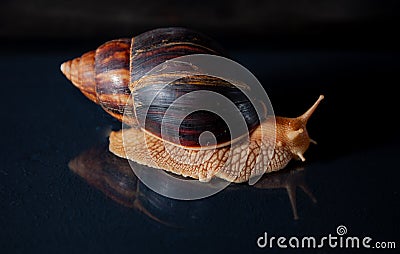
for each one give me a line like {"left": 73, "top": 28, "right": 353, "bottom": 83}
{"left": 61, "top": 27, "right": 259, "bottom": 147}
{"left": 61, "top": 27, "right": 324, "bottom": 183}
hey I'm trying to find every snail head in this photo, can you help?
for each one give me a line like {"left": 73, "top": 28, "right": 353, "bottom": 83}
{"left": 276, "top": 95, "right": 324, "bottom": 161}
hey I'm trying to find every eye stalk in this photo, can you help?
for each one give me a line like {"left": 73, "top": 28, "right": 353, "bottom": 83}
{"left": 287, "top": 127, "right": 304, "bottom": 141}
{"left": 299, "top": 95, "right": 324, "bottom": 124}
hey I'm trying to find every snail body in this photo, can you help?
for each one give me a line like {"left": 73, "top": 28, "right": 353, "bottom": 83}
{"left": 61, "top": 27, "right": 324, "bottom": 183}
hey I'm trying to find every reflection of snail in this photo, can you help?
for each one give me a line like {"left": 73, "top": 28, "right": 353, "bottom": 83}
{"left": 69, "top": 144, "right": 317, "bottom": 223}
{"left": 68, "top": 144, "right": 168, "bottom": 225}
{"left": 61, "top": 27, "right": 324, "bottom": 183}
{"left": 254, "top": 167, "right": 317, "bottom": 220}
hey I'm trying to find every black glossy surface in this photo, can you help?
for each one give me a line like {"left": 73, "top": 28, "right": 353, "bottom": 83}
{"left": 1, "top": 47, "right": 399, "bottom": 253}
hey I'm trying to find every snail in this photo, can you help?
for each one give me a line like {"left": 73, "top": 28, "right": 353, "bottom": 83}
{"left": 61, "top": 27, "right": 324, "bottom": 183}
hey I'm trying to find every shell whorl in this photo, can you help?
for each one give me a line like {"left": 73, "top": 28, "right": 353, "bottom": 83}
{"left": 60, "top": 50, "right": 97, "bottom": 103}
{"left": 94, "top": 38, "right": 132, "bottom": 122}
{"left": 61, "top": 39, "right": 132, "bottom": 122}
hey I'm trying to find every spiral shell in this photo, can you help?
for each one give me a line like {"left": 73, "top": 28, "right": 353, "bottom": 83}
{"left": 61, "top": 27, "right": 259, "bottom": 147}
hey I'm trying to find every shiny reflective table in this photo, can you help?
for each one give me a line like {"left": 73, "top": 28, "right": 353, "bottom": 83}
{"left": 1, "top": 47, "right": 399, "bottom": 253}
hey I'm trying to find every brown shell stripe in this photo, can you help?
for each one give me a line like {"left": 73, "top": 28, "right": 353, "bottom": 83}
{"left": 95, "top": 38, "right": 132, "bottom": 122}
{"left": 129, "top": 27, "right": 223, "bottom": 86}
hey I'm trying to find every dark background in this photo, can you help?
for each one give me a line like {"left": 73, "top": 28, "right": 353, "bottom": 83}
{"left": 1, "top": 0, "right": 399, "bottom": 49}
{"left": 1, "top": 0, "right": 399, "bottom": 253}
